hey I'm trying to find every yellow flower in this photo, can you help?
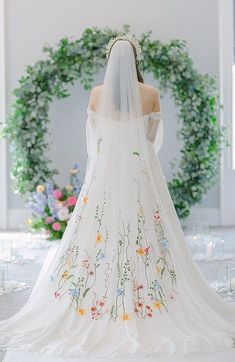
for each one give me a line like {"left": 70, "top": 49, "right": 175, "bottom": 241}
{"left": 62, "top": 270, "right": 70, "bottom": 279}
{"left": 153, "top": 301, "right": 161, "bottom": 309}
{"left": 96, "top": 233, "right": 103, "bottom": 243}
{"left": 36, "top": 184, "right": 45, "bottom": 193}
{"left": 70, "top": 168, "right": 79, "bottom": 175}
{"left": 56, "top": 200, "right": 64, "bottom": 209}
{"left": 65, "top": 184, "right": 73, "bottom": 192}
{"left": 156, "top": 266, "right": 161, "bottom": 273}
{"left": 26, "top": 218, "right": 32, "bottom": 225}
{"left": 76, "top": 308, "right": 86, "bottom": 316}
{"left": 136, "top": 248, "right": 145, "bottom": 256}
{"left": 83, "top": 196, "right": 88, "bottom": 204}
{"left": 121, "top": 313, "right": 131, "bottom": 321}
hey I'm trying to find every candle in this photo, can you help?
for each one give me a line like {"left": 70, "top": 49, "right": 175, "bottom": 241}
{"left": 229, "top": 278, "right": 235, "bottom": 291}
{"left": 221, "top": 239, "right": 225, "bottom": 256}
{"left": 207, "top": 241, "right": 213, "bottom": 259}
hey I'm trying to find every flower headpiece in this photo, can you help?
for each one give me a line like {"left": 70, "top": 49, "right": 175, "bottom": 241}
{"left": 105, "top": 33, "right": 142, "bottom": 61}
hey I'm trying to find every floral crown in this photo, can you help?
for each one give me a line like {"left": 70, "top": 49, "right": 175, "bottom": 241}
{"left": 105, "top": 33, "right": 142, "bottom": 61}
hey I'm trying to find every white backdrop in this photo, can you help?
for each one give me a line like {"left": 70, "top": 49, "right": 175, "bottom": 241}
{"left": 0, "top": 0, "right": 231, "bottom": 228}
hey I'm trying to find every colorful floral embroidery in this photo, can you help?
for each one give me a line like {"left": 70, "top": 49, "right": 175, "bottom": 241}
{"left": 52, "top": 170, "right": 177, "bottom": 322}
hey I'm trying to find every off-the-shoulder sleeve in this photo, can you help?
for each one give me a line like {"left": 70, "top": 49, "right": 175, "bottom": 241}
{"left": 85, "top": 107, "right": 96, "bottom": 172}
{"left": 147, "top": 111, "right": 163, "bottom": 154}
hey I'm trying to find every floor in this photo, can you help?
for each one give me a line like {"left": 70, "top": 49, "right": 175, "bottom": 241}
{"left": 2, "top": 349, "right": 235, "bottom": 362}
{"left": 0, "top": 227, "right": 235, "bottom": 361}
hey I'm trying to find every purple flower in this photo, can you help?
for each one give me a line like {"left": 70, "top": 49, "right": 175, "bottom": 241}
{"left": 69, "top": 287, "right": 80, "bottom": 297}
{"left": 45, "top": 181, "right": 54, "bottom": 195}
{"left": 116, "top": 287, "right": 125, "bottom": 296}
{"left": 48, "top": 195, "right": 58, "bottom": 218}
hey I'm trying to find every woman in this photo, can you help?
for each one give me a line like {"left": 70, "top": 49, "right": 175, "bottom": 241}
{"left": 0, "top": 34, "right": 235, "bottom": 359}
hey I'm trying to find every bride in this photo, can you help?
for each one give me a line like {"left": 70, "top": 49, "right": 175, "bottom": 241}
{"left": 0, "top": 34, "right": 235, "bottom": 359}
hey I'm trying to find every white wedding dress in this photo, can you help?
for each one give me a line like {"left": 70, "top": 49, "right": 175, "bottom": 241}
{"left": 0, "top": 40, "right": 235, "bottom": 361}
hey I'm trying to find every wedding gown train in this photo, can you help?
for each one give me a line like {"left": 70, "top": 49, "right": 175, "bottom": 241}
{"left": 0, "top": 39, "right": 235, "bottom": 359}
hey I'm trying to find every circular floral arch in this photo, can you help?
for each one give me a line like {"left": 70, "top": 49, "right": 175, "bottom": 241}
{"left": 1, "top": 25, "right": 224, "bottom": 218}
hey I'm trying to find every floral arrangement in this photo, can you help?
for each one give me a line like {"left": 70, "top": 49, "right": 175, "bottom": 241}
{"left": 26, "top": 163, "right": 82, "bottom": 240}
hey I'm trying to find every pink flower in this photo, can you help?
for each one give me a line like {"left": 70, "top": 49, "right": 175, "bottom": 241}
{"left": 52, "top": 222, "right": 61, "bottom": 231}
{"left": 144, "top": 246, "right": 150, "bottom": 254}
{"left": 45, "top": 216, "right": 54, "bottom": 225}
{"left": 54, "top": 291, "right": 60, "bottom": 298}
{"left": 53, "top": 189, "right": 62, "bottom": 199}
{"left": 82, "top": 259, "right": 90, "bottom": 268}
{"left": 154, "top": 211, "right": 160, "bottom": 220}
{"left": 67, "top": 196, "right": 77, "bottom": 206}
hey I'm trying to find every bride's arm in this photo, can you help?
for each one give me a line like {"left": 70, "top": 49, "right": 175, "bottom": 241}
{"left": 147, "top": 88, "right": 161, "bottom": 143}
{"left": 88, "top": 85, "right": 102, "bottom": 111}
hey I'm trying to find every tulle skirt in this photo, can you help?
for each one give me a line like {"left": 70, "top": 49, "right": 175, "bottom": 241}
{"left": 0, "top": 140, "right": 234, "bottom": 359}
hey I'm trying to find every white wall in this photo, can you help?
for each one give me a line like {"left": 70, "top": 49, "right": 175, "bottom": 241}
{"left": 3, "top": 0, "right": 222, "bottom": 227}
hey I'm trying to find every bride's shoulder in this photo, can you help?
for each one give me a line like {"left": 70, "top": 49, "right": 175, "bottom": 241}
{"left": 91, "top": 84, "right": 103, "bottom": 93}
{"left": 139, "top": 82, "right": 159, "bottom": 96}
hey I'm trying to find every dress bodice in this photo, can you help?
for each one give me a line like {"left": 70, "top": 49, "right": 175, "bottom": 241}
{"left": 87, "top": 107, "right": 161, "bottom": 122}
{"left": 86, "top": 107, "right": 163, "bottom": 155}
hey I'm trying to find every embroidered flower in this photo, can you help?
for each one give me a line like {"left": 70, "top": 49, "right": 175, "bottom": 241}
{"left": 116, "top": 287, "right": 125, "bottom": 296}
{"left": 54, "top": 291, "right": 60, "bottom": 298}
{"left": 153, "top": 280, "right": 161, "bottom": 290}
{"left": 133, "top": 283, "right": 144, "bottom": 292}
{"left": 144, "top": 246, "right": 150, "bottom": 254}
{"left": 156, "top": 266, "right": 161, "bottom": 273}
{"left": 136, "top": 247, "right": 146, "bottom": 256}
{"left": 98, "top": 252, "right": 105, "bottom": 260}
{"left": 153, "top": 301, "right": 162, "bottom": 309}
{"left": 69, "top": 287, "right": 80, "bottom": 298}
{"left": 96, "top": 233, "right": 103, "bottom": 243}
{"left": 83, "top": 196, "right": 88, "bottom": 204}
{"left": 76, "top": 308, "right": 86, "bottom": 316}
{"left": 154, "top": 210, "right": 160, "bottom": 220}
{"left": 82, "top": 259, "right": 90, "bottom": 268}
{"left": 159, "top": 239, "right": 169, "bottom": 250}
{"left": 62, "top": 270, "right": 70, "bottom": 279}
{"left": 121, "top": 313, "right": 131, "bottom": 321}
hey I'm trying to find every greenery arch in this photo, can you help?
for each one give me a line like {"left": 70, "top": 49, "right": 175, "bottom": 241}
{"left": 1, "top": 25, "right": 224, "bottom": 218}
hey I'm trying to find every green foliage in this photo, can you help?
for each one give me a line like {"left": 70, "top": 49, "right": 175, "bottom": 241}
{"left": 0, "top": 25, "right": 225, "bottom": 218}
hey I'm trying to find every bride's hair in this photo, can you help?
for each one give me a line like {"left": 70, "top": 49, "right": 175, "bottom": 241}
{"left": 107, "top": 40, "right": 144, "bottom": 83}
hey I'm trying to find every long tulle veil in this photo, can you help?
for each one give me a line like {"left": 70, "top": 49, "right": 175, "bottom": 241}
{"left": 96, "top": 40, "right": 143, "bottom": 122}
